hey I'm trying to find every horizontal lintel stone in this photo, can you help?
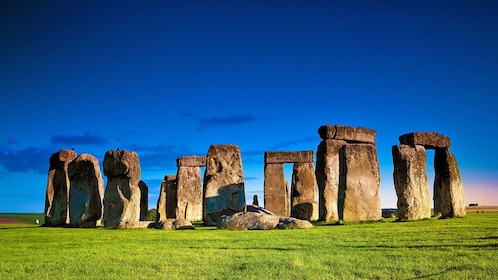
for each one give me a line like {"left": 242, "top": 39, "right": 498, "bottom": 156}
{"left": 265, "top": 150, "right": 314, "bottom": 164}
{"left": 318, "top": 125, "right": 376, "bottom": 143}
{"left": 163, "top": 175, "right": 177, "bottom": 182}
{"left": 176, "top": 156, "right": 207, "bottom": 167}
{"left": 399, "top": 132, "right": 450, "bottom": 149}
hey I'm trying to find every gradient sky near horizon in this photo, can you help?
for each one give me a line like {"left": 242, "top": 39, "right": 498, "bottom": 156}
{"left": 1, "top": 0, "right": 497, "bottom": 213}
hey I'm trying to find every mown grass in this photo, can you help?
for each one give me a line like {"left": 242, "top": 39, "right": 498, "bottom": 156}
{"left": 0, "top": 213, "right": 497, "bottom": 279}
{"left": 0, "top": 213, "right": 44, "bottom": 224}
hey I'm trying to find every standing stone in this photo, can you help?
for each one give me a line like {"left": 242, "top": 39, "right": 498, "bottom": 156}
{"left": 103, "top": 150, "right": 141, "bottom": 228}
{"left": 290, "top": 162, "right": 318, "bottom": 221}
{"left": 315, "top": 139, "right": 346, "bottom": 222}
{"left": 176, "top": 165, "right": 203, "bottom": 221}
{"left": 203, "top": 144, "right": 246, "bottom": 225}
{"left": 138, "top": 180, "right": 149, "bottom": 221}
{"left": 392, "top": 145, "right": 431, "bottom": 220}
{"left": 252, "top": 194, "right": 259, "bottom": 206}
{"left": 68, "top": 154, "right": 104, "bottom": 227}
{"left": 263, "top": 163, "right": 290, "bottom": 217}
{"left": 44, "top": 149, "right": 77, "bottom": 226}
{"left": 156, "top": 175, "right": 177, "bottom": 221}
{"left": 434, "top": 148, "right": 466, "bottom": 217}
{"left": 339, "top": 144, "right": 381, "bottom": 221}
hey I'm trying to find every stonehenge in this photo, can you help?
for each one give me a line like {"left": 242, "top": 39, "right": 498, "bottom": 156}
{"left": 138, "top": 180, "right": 149, "bottom": 221}
{"left": 175, "top": 155, "right": 206, "bottom": 221}
{"left": 156, "top": 175, "right": 177, "bottom": 221}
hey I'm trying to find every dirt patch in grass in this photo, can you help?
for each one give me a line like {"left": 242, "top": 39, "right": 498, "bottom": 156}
{"left": 0, "top": 217, "right": 27, "bottom": 224}
{"left": 466, "top": 206, "right": 498, "bottom": 212}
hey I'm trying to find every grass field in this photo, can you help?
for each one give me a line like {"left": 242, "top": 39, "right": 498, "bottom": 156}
{"left": 1, "top": 212, "right": 497, "bottom": 279}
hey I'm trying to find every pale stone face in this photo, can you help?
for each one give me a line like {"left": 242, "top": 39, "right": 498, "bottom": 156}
{"left": 176, "top": 166, "right": 203, "bottom": 221}
{"left": 156, "top": 175, "right": 177, "bottom": 221}
{"left": 263, "top": 163, "right": 289, "bottom": 217}
{"left": 291, "top": 162, "right": 318, "bottom": 221}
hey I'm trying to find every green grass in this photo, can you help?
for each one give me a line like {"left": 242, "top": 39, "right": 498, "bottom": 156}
{"left": 0, "top": 213, "right": 44, "bottom": 224}
{"left": 0, "top": 213, "right": 497, "bottom": 279}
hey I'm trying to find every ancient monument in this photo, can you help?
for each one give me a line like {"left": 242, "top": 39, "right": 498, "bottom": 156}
{"left": 203, "top": 144, "right": 246, "bottom": 225}
{"left": 316, "top": 125, "right": 381, "bottom": 222}
{"left": 263, "top": 151, "right": 318, "bottom": 221}
{"left": 68, "top": 153, "right": 104, "bottom": 227}
{"left": 138, "top": 180, "right": 149, "bottom": 221}
{"left": 102, "top": 149, "right": 141, "bottom": 228}
{"left": 44, "top": 149, "right": 77, "bottom": 226}
{"left": 156, "top": 175, "right": 177, "bottom": 221}
{"left": 393, "top": 132, "right": 465, "bottom": 219}
{"left": 175, "top": 155, "right": 206, "bottom": 221}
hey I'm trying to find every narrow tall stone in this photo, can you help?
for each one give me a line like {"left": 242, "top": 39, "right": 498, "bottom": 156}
{"left": 103, "top": 150, "right": 141, "bottom": 228}
{"left": 315, "top": 139, "right": 346, "bottom": 222}
{"left": 44, "top": 149, "right": 77, "bottom": 226}
{"left": 138, "top": 180, "right": 149, "bottom": 221}
{"left": 68, "top": 154, "right": 104, "bottom": 227}
{"left": 291, "top": 162, "right": 318, "bottom": 221}
{"left": 392, "top": 145, "right": 431, "bottom": 220}
{"left": 203, "top": 144, "right": 246, "bottom": 225}
{"left": 264, "top": 163, "right": 289, "bottom": 217}
{"left": 434, "top": 148, "right": 466, "bottom": 217}
{"left": 339, "top": 144, "right": 381, "bottom": 221}
{"left": 156, "top": 175, "right": 177, "bottom": 221}
{"left": 176, "top": 165, "right": 203, "bottom": 221}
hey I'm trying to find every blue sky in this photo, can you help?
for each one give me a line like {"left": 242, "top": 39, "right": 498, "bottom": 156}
{"left": 1, "top": 1, "right": 497, "bottom": 212}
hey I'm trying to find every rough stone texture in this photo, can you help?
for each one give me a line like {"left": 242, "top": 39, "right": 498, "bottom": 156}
{"left": 434, "top": 148, "right": 466, "bottom": 217}
{"left": 315, "top": 139, "right": 347, "bottom": 222}
{"left": 263, "top": 163, "right": 290, "bottom": 217}
{"left": 156, "top": 175, "right": 177, "bottom": 221}
{"left": 138, "top": 180, "right": 149, "bottom": 221}
{"left": 318, "top": 125, "right": 376, "bottom": 143}
{"left": 399, "top": 132, "right": 451, "bottom": 149}
{"left": 203, "top": 144, "right": 246, "bottom": 225}
{"left": 102, "top": 150, "right": 141, "bottom": 228}
{"left": 148, "top": 219, "right": 195, "bottom": 230}
{"left": 339, "top": 144, "right": 381, "bottom": 221}
{"left": 246, "top": 204, "right": 274, "bottom": 215}
{"left": 176, "top": 166, "right": 203, "bottom": 221}
{"left": 265, "top": 150, "right": 314, "bottom": 164}
{"left": 392, "top": 145, "right": 431, "bottom": 220}
{"left": 291, "top": 163, "right": 318, "bottom": 221}
{"left": 217, "top": 212, "right": 312, "bottom": 230}
{"left": 67, "top": 154, "right": 104, "bottom": 227}
{"left": 44, "top": 149, "right": 77, "bottom": 226}
{"left": 176, "top": 156, "right": 207, "bottom": 167}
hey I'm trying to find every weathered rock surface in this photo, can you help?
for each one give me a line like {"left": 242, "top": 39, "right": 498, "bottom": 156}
{"left": 318, "top": 125, "right": 376, "bottom": 144}
{"left": 156, "top": 175, "right": 177, "bottom": 221}
{"left": 44, "top": 149, "right": 77, "bottom": 226}
{"left": 315, "top": 139, "right": 346, "bottom": 222}
{"left": 263, "top": 163, "right": 290, "bottom": 217}
{"left": 203, "top": 144, "right": 246, "bottom": 225}
{"left": 291, "top": 163, "right": 318, "bottom": 221}
{"left": 148, "top": 219, "right": 194, "bottom": 230}
{"left": 246, "top": 204, "right": 274, "bottom": 215}
{"left": 339, "top": 144, "right": 381, "bottom": 221}
{"left": 265, "top": 151, "right": 314, "bottom": 164}
{"left": 176, "top": 156, "right": 207, "bottom": 167}
{"left": 392, "top": 145, "right": 431, "bottom": 220}
{"left": 217, "top": 212, "right": 312, "bottom": 230}
{"left": 176, "top": 165, "right": 203, "bottom": 221}
{"left": 68, "top": 153, "right": 104, "bottom": 227}
{"left": 434, "top": 148, "right": 466, "bottom": 217}
{"left": 399, "top": 132, "right": 450, "bottom": 149}
{"left": 138, "top": 180, "right": 148, "bottom": 221}
{"left": 103, "top": 150, "right": 141, "bottom": 228}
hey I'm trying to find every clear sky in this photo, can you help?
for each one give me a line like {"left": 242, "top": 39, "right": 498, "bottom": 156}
{"left": 1, "top": 1, "right": 497, "bottom": 212}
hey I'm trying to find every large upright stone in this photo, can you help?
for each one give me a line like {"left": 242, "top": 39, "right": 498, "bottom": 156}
{"left": 68, "top": 154, "right": 104, "bottom": 227}
{"left": 291, "top": 162, "right": 318, "bottom": 221}
{"left": 392, "top": 145, "right": 431, "bottom": 220}
{"left": 44, "top": 149, "right": 77, "bottom": 226}
{"left": 399, "top": 132, "right": 450, "bottom": 149}
{"left": 315, "top": 139, "right": 346, "bottom": 222}
{"left": 263, "top": 163, "right": 290, "bottom": 217}
{"left": 156, "top": 175, "right": 177, "bottom": 221}
{"left": 203, "top": 144, "right": 246, "bottom": 225}
{"left": 138, "top": 180, "right": 149, "bottom": 221}
{"left": 103, "top": 150, "right": 141, "bottom": 228}
{"left": 318, "top": 125, "right": 376, "bottom": 144}
{"left": 176, "top": 165, "right": 203, "bottom": 221}
{"left": 434, "top": 148, "right": 466, "bottom": 217}
{"left": 339, "top": 144, "right": 381, "bottom": 221}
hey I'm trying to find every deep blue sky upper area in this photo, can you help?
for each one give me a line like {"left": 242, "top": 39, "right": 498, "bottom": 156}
{"left": 1, "top": 1, "right": 497, "bottom": 212}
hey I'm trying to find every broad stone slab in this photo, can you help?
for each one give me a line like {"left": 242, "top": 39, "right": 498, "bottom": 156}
{"left": 176, "top": 155, "right": 207, "bottom": 167}
{"left": 149, "top": 219, "right": 195, "bottom": 230}
{"left": 392, "top": 145, "right": 431, "bottom": 220}
{"left": 176, "top": 166, "right": 203, "bottom": 221}
{"left": 339, "top": 144, "right": 381, "bottom": 221}
{"left": 156, "top": 175, "right": 177, "bottom": 221}
{"left": 44, "top": 149, "right": 77, "bottom": 226}
{"left": 138, "top": 180, "right": 149, "bottom": 221}
{"left": 216, "top": 212, "right": 312, "bottom": 230}
{"left": 399, "top": 132, "right": 450, "bottom": 149}
{"left": 103, "top": 150, "right": 141, "bottom": 228}
{"left": 434, "top": 148, "right": 466, "bottom": 217}
{"left": 316, "top": 139, "right": 346, "bottom": 222}
{"left": 68, "top": 154, "right": 104, "bottom": 227}
{"left": 263, "top": 163, "right": 290, "bottom": 217}
{"left": 291, "top": 162, "right": 318, "bottom": 221}
{"left": 265, "top": 151, "right": 314, "bottom": 164}
{"left": 203, "top": 144, "right": 246, "bottom": 225}
{"left": 318, "top": 125, "right": 376, "bottom": 144}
